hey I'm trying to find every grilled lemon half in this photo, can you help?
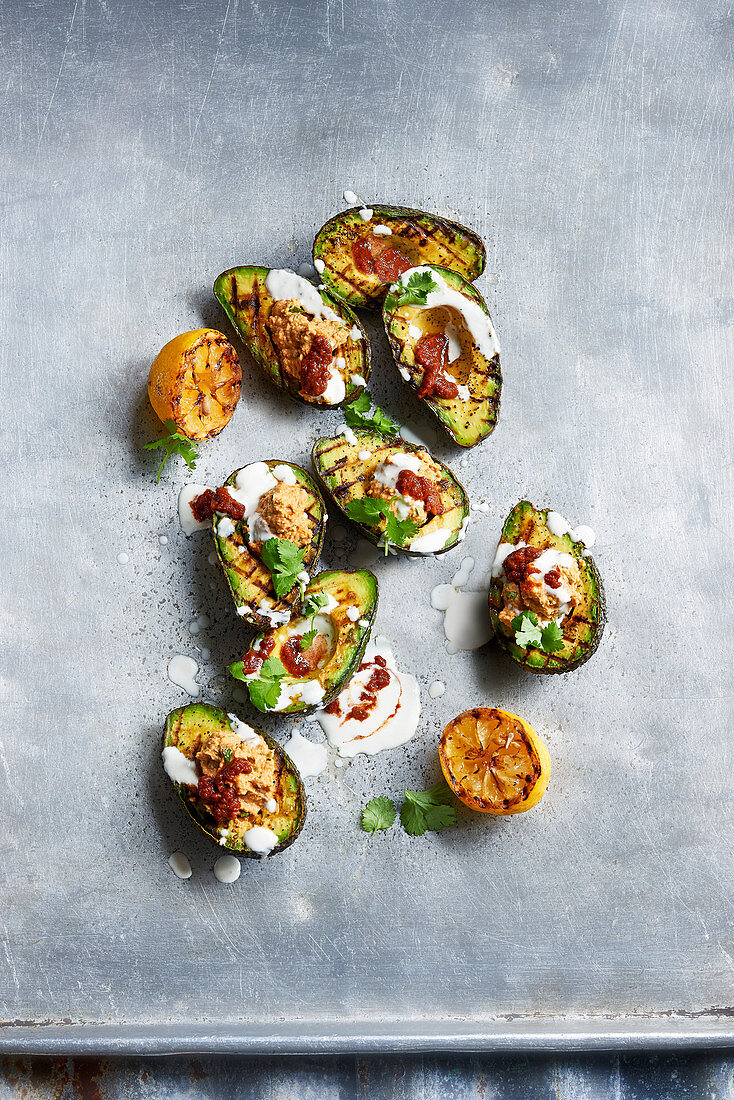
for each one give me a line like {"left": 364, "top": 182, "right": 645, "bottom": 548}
{"left": 148, "top": 328, "right": 241, "bottom": 441}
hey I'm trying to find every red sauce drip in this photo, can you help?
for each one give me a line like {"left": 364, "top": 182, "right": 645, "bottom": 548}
{"left": 373, "top": 248, "right": 412, "bottom": 282}
{"left": 197, "top": 758, "right": 252, "bottom": 824}
{"left": 345, "top": 655, "right": 392, "bottom": 722}
{"left": 414, "top": 334, "right": 459, "bottom": 400}
{"left": 351, "top": 237, "right": 375, "bottom": 274}
{"left": 395, "top": 469, "right": 445, "bottom": 518}
{"left": 544, "top": 567, "right": 562, "bottom": 589}
{"left": 238, "top": 635, "right": 275, "bottom": 676}
{"left": 324, "top": 698, "right": 341, "bottom": 715}
{"left": 351, "top": 237, "right": 412, "bottom": 282}
{"left": 191, "top": 486, "right": 246, "bottom": 524}
{"left": 299, "top": 334, "right": 333, "bottom": 397}
{"left": 503, "top": 546, "right": 542, "bottom": 585}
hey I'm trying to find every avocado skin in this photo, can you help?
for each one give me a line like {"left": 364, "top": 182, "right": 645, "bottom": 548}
{"left": 488, "top": 501, "right": 606, "bottom": 675}
{"left": 242, "top": 569, "right": 379, "bottom": 716}
{"left": 212, "top": 265, "right": 370, "bottom": 407}
{"left": 311, "top": 429, "right": 469, "bottom": 557}
{"left": 162, "top": 702, "right": 306, "bottom": 857}
{"left": 313, "top": 205, "right": 486, "bottom": 310}
{"left": 383, "top": 265, "right": 501, "bottom": 449}
{"left": 212, "top": 460, "right": 326, "bottom": 630}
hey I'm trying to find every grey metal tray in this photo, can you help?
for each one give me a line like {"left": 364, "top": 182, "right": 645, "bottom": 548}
{"left": 1, "top": 0, "right": 732, "bottom": 1055}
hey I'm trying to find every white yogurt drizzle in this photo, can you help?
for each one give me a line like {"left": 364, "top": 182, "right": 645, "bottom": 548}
{"left": 282, "top": 729, "right": 328, "bottom": 777}
{"left": 265, "top": 269, "right": 341, "bottom": 323}
{"left": 243, "top": 826, "right": 279, "bottom": 856}
{"left": 167, "top": 655, "right": 200, "bottom": 697}
{"left": 398, "top": 266, "right": 500, "bottom": 360}
{"left": 358, "top": 207, "right": 373, "bottom": 221}
{"left": 311, "top": 639, "right": 420, "bottom": 758}
{"left": 343, "top": 426, "right": 358, "bottom": 445}
{"left": 372, "top": 224, "right": 391, "bottom": 235}
{"left": 162, "top": 745, "right": 199, "bottom": 787}
{"left": 546, "top": 511, "right": 596, "bottom": 548}
{"left": 226, "top": 462, "right": 278, "bottom": 544}
{"left": 227, "top": 713, "right": 263, "bottom": 743}
{"left": 430, "top": 557, "right": 493, "bottom": 653}
{"left": 350, "top": 373, "right": 367, "bottom": 386}
{"left": 178, "top": 484, "right": 211, "bottom": 534}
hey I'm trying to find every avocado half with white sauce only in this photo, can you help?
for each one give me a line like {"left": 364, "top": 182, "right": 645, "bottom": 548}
{"left": 312, "top": 429, "right": 469, "bottom": 555}
{"left": 213, "top": 460, "right": 326, "bottom": 630}
{"left": 162, "top": 703, "right": 305, "bottom": 856}
{"left": 383, "top": 265, "right": 501, "bottom": 448}
{"left": 213, "top": 266, "right": 370, "bottom": 408}
{"left": 488, "top": 501, "right": 605, "bottom": 674}
{"left": 313, "top": 205, "right": 486, "bottom": 310}
{"left": 230, "top": 570, "right": 378, "bottom": 715}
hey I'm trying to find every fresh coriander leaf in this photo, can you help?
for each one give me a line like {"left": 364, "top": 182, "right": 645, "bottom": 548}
{"left": 302, "top": 590, "right": 329, "bottom": 619}
{"left": 383, "top": 513, "right": 419, "bottom": 550}
{"left": 400, "top": 783, "right": 456, "bottom": 836}
{"left": 222, "top": 747, "right": 233, "bottom": 764}
{"left": 260, "top": 537, "right": 305, "bottom": 598}
{"left": 300, "top": 628, "right": 318, "bottom": 651}
{"left": 144, "top": 419, "right": 199, "bottom": 483}
{"left": 247, "top": 677, "right": 283, "bottom": 712}
{"left": 345, "top": 496, "right": 389, "bottom": 527}
{"left": 361, "top": 796, "right": 396, "bottom": 835}
{"left": 396, "top": 270, "right": 438, "bottom": 307}
{"left": 259, "top": 656, "right": 287, "bottom": 679}
{"left": 344, "top": 393, "right": 400, "bottom": 438}
{"left": 512, "top": 611, "right": 543, "bottom": 649}
{"left": 540, "top": 621, "right": 565, "bottom": 654}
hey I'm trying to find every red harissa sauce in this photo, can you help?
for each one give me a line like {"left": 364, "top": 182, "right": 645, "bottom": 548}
{"left": 191, "top": 486, "right": 246, "bottom": 524}
{"left": 299, "top": 335, "right": 333, "bottom": 397}
{"left": 198, "top": 758, "right": 253, "bottom": 824}
{"left": 395, "top": 469, "right": 444, "bottom": 518}
{"left": 414, "top": 334, "right": 459, "bottom": 400}
{"left": 351, "top": 237, "right": 412, "bottom": 282}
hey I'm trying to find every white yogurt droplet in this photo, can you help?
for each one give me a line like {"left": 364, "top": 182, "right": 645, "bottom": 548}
{"left": 372, "top": 224, "right": 391, "bottom": 235}
{"left": 350, "top": 373, "right": 367, "bottom": 387}
{"left": 207, "top": 551, "right": 218, "bottom": 565}
{"left": 358, "top": 207, "right": 373, "bottom": 222}
{"left": 358, "top": 449, "right": 371, "bottom": 461}
{"left": 282, "top": 729, "right": 328, "bottom": 777}
{"left": 214, "top": 855, "right": 241, "bottom": 883}
{"left": 167, "top": 654, "right": 200, "bottom": 697}
{"left": 428, "top": 680, "right": 446, "bottom": 699}
{"left": 313, "top": 258, "right": 326, "bottom": 274}
{"left": 343, "top": 189, "right": 359, "bottom": 205}
{"left": 117, "top": 553, "right": 129, "bottom": 564}
{"left": 430, "top": 557, "right": 493, "bottom": 652}
{"left": 158, "top": 535, "right": 168, "bottom": 545}
{"left": 168, "top": 852, "right": 192, "bottom": 879}
{"left": 264, "top": 798, "right": 277, "bottom": 813}
{"left": 343, "top": 425, "right": 358, "bottom": 445}
{"left": 398, "top": 266, "right": 500, "bottom": 360}
{"left": 349, "top": 325, "right": 362, "bottom": 341}
{"left": 200, "top": 647, "right": 211, "bottom": 661}
{"left": 178, "top": 484, "right": 211, "bottom": 535}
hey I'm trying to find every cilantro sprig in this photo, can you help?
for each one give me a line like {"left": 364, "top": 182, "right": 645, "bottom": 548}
{"left": 511, "top": 612, "right": 566, "bottom": 654}
{"left": 393, "top": 270, "right": 438, "bottom": 307}
{"left": 361, "top": 796, "right": 396, "bottom": 835}
{"left": 360, "top": 783, "right": 456, "bottom": 838}
{"left": 345, "top": 496, "right": 419, "bottom": 554}
{"left": 144, "top": 419, "right": 199, "bottom": 483}
{"left": 400, "top": 783, "right": 457, "bottom": 836}
{"left": 300, "top": 628, "right": 318, "bottom": 651}
{"left": 260, "top": 538, "right": 305, "bottom": 598}
{"left": 302, "top": 590, "right": 329, "bottom": 619}
{"left": 344, "top": 392, "right": 400, "bottom": 438}
{"left": 228, "top": 655, "right": 286, "bottom": 713}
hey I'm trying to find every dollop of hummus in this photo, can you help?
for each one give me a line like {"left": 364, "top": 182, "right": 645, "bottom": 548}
{"left": 196, "top": 730, "right": 279, "bottom": 817}
{"left": 266, "top": 299, "right": 348, "bottom": 381}
{"left": 253, "top": 482, "right": 315, "bottom": 550}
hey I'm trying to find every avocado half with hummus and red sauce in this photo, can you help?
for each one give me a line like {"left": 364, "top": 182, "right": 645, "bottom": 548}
{"left": 313, "top": 205, "right": 485, "bottom": 310}
{"left": 488, "top": 501, "right": 605, "bottom": 674}
{"left": 312, "top": 430, "right": 469, "bottom": 555}
{"left": 200, "top": 460, "right": 326, "bottom": 631}
{"left": 162, "top": 703, "right": 305, "bottom": 856}
{"left": 383, "top": 265, "right": 501, "bottom": 448}
{"left": 229, "top": 570, "right": 378, "bottom": 715}
{"left": 213, "top": 266, "right": 370, "bottom": 408}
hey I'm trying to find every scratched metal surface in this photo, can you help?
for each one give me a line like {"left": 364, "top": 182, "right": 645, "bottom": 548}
{"left": 1, "top": 0, "right": 732, "bottom": 1057}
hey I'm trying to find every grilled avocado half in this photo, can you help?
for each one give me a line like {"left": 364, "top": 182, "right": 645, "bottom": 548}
{"left": 231, "top": 570, "right": 378, "bottom": 715}
{"left": 312, "top": 429, "right": 469, "bottom": 555}
{"left": 162, "top": 703, "right": 305, "bottom": 856}
{"left": 213, "top": 461, "right": 326, "bottom": 631}
{"left": 488, "top": 502, "right": 605, "bottom": 674}
{"left": 313, "top": 205, "right": 485, "bottom": 310}
{"left": 383, "top": 265, "right": 501, "bottom": 448}
{"left": 213, "top": 266, "right": 370, "bottom": 408}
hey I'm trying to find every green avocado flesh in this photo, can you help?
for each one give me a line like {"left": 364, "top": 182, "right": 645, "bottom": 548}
{"left": 239, "top": 570, "right": 378, "bottom": 715}
{"left": 213, "top": 266, "right": 370, "bottom": 407}
{"left": 383, "top": 266, "right": 501, "bottom": 448}
{"left": 311, "top": 430, "right": 469, "bottom": 555}
{"left": 213, "top": 461, "right": 326, "bottom": 630}
{"left": 313, "top": 205, "right": 486, "bottom": 310}
{"left": 488, "top": 501, "right": 606, "bottom": 674}
{"left": 162, "top": 703, "right": 305, "bottom": 855}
